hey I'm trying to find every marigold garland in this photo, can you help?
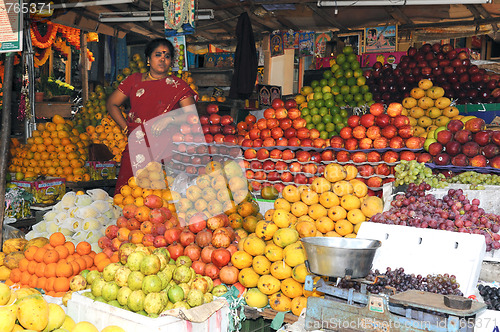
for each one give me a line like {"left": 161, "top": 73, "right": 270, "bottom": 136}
{"left": 30, "top": 21, "right": 57, "bottom": 49}
{"left": 31, "top": 21, "right": 95, "bottom": 63}
{"left": 34, "top": 47, "right": 51, "bottom": 67}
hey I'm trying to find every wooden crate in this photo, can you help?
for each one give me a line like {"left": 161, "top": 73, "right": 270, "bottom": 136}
{"left": 35, "top": 102, "right": 73, "bottom": 118}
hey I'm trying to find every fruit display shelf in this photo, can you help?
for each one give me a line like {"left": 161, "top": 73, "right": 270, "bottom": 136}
{"left": 425, "top": 163, "right": 500, "bottom": 174}
{"left": 170, "top": 142, "right": 243, "bottom": 176}
{"left": 243, "top": 156, "right": 397, "bottom": 191}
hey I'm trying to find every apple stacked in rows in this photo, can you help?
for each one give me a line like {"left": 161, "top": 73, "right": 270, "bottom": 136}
{"left": 366, "top": 42, "right": 500, "bottom": 105}
{"left": 335, "top": 102, "right": 425, "bottom": 151}
{"left": 402, "top": 79, "right": 460, "bottom": 137}
{"left": 238, "top": 98, "right": 331, "bottom": 149}
{"left": 424, "top": 117, "right": 500, "bottom": 168}
{"left": 200, "top": 104, "right": 238, "bottom": 145}
{"left": 242, "top": 145, "right": 404, "bottom": 191}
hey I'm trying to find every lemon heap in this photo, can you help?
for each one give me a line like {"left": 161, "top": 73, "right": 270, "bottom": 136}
{"left": 402, "top": 79, "right": 462, "bottom": 137}
{"left": 233, "top": 163, "right": 384, "bottom": 315}
{"left": 8, "top": 115, "right": 91, "bottom": 181}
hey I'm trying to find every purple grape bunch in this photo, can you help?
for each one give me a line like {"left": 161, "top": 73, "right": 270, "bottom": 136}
{"left": 338, "top": 267, "right": 462, "bottom": 296}
{"left": 370, "top": 182, "right": 500, "bottom": 251}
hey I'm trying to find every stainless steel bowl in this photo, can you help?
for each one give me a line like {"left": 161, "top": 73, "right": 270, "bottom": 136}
{"left": 301, "top": 237, "right": 381, "bottom": 278}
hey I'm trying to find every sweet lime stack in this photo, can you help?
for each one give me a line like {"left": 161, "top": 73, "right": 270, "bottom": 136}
{"left": 297, "top": 46, "right": 374, "bottom": 139}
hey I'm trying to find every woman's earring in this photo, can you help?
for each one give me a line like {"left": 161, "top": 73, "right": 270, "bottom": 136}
{"left": 147, "top": 60, "right": 150, "bottom": 66}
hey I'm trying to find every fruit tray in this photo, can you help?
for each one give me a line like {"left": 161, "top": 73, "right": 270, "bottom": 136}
{"left": 425, "top": 163, "right": 500, "bottom": 174}
{"left": 242, "top": 157, "right": 399, "bottom": 167}
{"left": 240, "top": 145, "right": 424, "bottom": 153}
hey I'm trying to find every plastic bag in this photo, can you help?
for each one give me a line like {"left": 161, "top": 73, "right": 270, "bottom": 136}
{"left": 2, "top": 224, "right": 26, "bottom": 242}
{"left": 170, "top": 172, "right": 191, "bottom": 198}
{"left": 87, "top": 188, "right": 109, "bottom": 201}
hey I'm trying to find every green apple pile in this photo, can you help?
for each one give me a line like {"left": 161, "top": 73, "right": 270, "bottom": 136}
{"left": 80, "top": 244, "right": 227, "bottom": 317}
{"left": 299, "top": 46, "right": 374, "bottom": 138}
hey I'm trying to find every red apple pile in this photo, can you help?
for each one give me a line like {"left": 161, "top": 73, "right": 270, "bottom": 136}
{"left": 366, "top": 42, "right": 500, "bottom": 105}
{"left": 332, "top": 102, "right": 425, "bottom": 151}
{"left": 426, "top": 118, "right": 500, "bottom": 168}
{"left": 200, "top": 103, "right": 238, "bottom": 145}
{"left": 237, "top": 98, "right": 330, "bottom": 149}
{"left": 99, "top": 194, "right": 242, "bottom": 283}
{"left": 242, "top": 147, "right": 402, "bottom": 192}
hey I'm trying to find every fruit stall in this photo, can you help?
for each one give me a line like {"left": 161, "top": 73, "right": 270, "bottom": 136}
{"left": 3, "top": 5, "right": 500, "bottom": 332}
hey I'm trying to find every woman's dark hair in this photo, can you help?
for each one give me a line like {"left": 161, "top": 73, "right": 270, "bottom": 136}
{"left": 145, "top": 38, "right": 175, "bottom": 61}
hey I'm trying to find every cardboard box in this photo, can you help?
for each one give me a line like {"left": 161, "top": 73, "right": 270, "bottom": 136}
{"left": 87, "top": 161, "right": 117, "bottom": 180}
{"left": 10, "top": 180, "right": 34, "bottom": 192}
{"left": 32, "top": 178, "right": 66, "bottom": 203}
{"left": 35, "top": 102, "right": 72, "bottom": 118}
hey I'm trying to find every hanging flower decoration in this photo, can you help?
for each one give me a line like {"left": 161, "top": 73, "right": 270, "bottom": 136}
{"left": 30, "top": 21, "right": 58, "bottom": 49}
{"left": 56, "top": 24, "right": 81, "bottom": 49}
{"left": 87, "top": 32, "right": 99, "bottom": 43}
{"left": 87, "top": 50, "right": 95, "bottom": 62}
{"left": 33, "top": 47, "right": 51, "bottom": 67}
{"left": 31, "top": 21, "right": 95, "bottom": 63}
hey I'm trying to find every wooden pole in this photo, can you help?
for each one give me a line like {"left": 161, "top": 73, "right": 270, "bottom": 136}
{"left": 80, "top": 32, "right": 89, "bottom": 103}
{"left": 0, "top": 53, "right": 15, "bottom": 250}
{"left": 65, "top": 50, "right": 72, "bottom": 85}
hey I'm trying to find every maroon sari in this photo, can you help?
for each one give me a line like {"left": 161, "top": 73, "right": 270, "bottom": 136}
{"left": 114, "top": 73, "right": 197, "bottom": 195}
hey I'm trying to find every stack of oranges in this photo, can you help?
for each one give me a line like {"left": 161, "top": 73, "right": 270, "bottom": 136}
{"left": 6, "top": 232, "right": 96, "bottom": 297}
{"left": 8, "top": 115, "right": 91, "bottom": 181}
{"left": 112, "top": 161, "right": 177, "bottom": 213}
{"left": 85, "top": 115, "right": 128, "bottom": 163}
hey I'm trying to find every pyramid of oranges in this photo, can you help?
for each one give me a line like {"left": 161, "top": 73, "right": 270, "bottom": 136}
{"left": 85, "top": 114, "right": 128, "bottom": 163}
{"left": 113, "top": 161, "right": 177, "bottom": 213}
{"left": 6, "top": 232, "right": 97, "bottom": 297}
{"left": 8, "top": 115, "right": 91, "bottom": 181}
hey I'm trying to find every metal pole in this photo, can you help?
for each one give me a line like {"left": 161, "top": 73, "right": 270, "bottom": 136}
{"left": 24, "top": 18, "right": 36, "bottom": 140}
{"left": 0, "top": 53, "right": 15, "bottom": 251}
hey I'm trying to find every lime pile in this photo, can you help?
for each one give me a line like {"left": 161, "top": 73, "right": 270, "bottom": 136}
{"left": 298, "top": 46, "right": 374, "bottom": 138}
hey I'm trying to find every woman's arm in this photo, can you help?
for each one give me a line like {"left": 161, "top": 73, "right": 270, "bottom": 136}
{"left": 107, "top": 89, "right": 129, "bottom": 131}
{"left": 151, "top": 96, "right": 197, "bottom": 135}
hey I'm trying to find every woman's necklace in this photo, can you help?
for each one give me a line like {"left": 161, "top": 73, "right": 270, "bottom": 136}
{"left": 148, "top": 72, "right": 168, "bottom": 80}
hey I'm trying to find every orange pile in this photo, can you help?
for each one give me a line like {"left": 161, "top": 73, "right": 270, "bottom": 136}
{"left": 112, "top": 161, "right": 177, "bottom": 215}
{"left": 9, "top": 115, "right": 91, "bottom": 181}
{"left": 86, "top": 115, "right": 128, "bottom": 163}
{"left": 6, "top": 232, "right": 96, "bottom": 297}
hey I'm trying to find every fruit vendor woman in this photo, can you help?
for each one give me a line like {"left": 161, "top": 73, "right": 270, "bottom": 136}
{"left": 107, "top": 38, "right": 198, "bottom": 195}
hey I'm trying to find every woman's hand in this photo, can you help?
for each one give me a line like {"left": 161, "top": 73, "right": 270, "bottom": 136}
{"left": 151, "top": 115, "right": 172, "bottom": 136}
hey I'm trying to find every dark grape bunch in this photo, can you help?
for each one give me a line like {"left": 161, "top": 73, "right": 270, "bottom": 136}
{"left": 370, "top": 182, "right": 500, "bottom": 251}
{"left": 338, "top": 267, "right": 463, "bottom": 296}
{"left": 478, "top": 284, "right": 500, "bottom": 311}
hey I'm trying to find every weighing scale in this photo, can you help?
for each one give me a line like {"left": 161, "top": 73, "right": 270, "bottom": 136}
{"left": 301, "top": 224, "right": 489, "bottom": 332}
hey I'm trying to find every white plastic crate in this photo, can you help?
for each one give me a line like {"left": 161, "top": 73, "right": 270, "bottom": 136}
{"left": 67, "top": 292, "right": 230, "bottom": 332}
{"left": 381, "top": 182, "right": 500, "bottom": 262}
{"left": 356, "top": 222, "right": 486, "bottom": 297}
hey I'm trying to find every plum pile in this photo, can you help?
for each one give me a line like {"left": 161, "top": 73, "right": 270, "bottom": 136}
{"left": 338, "top": 267, "right": 462, "bottom": 296}
{"left": 478, "top": 284, "right": 500, "bottom": 311}
{"left": 370, "top": 183, "right": 500, "bottom": 251}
